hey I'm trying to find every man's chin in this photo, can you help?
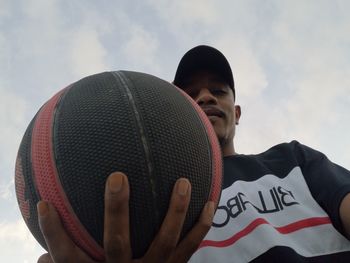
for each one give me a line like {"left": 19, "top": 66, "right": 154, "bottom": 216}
{"left": 212, "top": 126, "right": 223, "bottom": 140}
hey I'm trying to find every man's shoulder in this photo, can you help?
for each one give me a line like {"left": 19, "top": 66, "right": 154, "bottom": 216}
{"left": 225, "top": 140, "right": 304, "bottom": 161}
{"left": 262, "top": 140, "right": 304, "bottom": 154}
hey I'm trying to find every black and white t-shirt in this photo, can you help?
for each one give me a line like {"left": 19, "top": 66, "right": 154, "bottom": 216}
{"left": 190, "top": 141, "right": 350, "bottom": 262}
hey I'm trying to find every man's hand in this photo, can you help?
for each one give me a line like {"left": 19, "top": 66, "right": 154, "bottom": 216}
{"left": 37, "top": 172, "right": 215, "bottom": 263}
{"left": 340, "top": 193, "right": 350, "bottom": 240}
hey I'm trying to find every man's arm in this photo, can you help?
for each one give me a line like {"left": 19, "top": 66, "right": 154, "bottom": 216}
{"left": 37, "top": 172, "right": 215, "bottom": 263}
{"left": 340, "top": 193, "right": 350, "bottom": 239}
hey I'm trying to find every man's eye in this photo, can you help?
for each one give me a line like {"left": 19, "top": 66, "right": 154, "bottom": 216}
{"left": 212, "top": 89, "right": 227, "bottom": 95}
{"left": 187, "top": 92, "right": 197, "bottom": 98}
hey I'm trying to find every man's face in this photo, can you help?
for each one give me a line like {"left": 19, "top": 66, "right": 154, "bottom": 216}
{"left": 181, "top": 70, "right": 241, "bottom": 146}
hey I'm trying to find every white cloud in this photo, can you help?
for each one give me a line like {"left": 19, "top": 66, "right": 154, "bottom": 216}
{"left": 120, "top": 25, "right": 160, "bottom": 74}
{"left": 147, "top": 0, "right": 218, "bottom": 28}
{"left": 0, "top": 86, "right": 27, "bottom": 181}
{"left": 14, "top": 0, "right": 62, "bottom": 58}
{"left": 0, "top": 0, "right": 11, "bottom": 19}
{"left": 216, "top": 38, "right": 268, "bottom": 100}
{"left": 236, "top": 2, "right": 350, "bottom": 166}
{"left": 0, "top": 219, "right": 30, "bottom": 241}
{"left": 21, "top": 0, "right": 58, "bottom": 19}
{"left": 0, "top": 178, "right": 14, "bottom": 201}
{"left": 69, "top": 26, "right": 108, "bottom": 77}
{"left": 0, "top": 219, "right": 45, "bottom": 262}
{"left": 265, "top": 2, "right": 350, "bottom": 143}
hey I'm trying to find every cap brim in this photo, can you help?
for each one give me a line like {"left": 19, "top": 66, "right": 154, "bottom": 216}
{"left": 173, "top": 45, "right": 234, "bottom": 96}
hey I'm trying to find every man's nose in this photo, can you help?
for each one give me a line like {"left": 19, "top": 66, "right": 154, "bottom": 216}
{"left": 196, "top": 89, "right": 217, "bottom": 105}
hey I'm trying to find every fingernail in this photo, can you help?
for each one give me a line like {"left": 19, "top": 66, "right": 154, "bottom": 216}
{"left": 177, "top": 179, "right": 189, "bottom": 196}
{"left": 37, "top": 201, "right": 49, "bottom": 217}
{"left": 109, "top": 173, "right": 123, "bottom": 193}
{"left": 206, "top": 201, "right": 215, "bottom": 218}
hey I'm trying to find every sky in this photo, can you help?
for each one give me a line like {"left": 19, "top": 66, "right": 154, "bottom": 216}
{"left": 1, "top": 0, "right": 350, "bottom": 262}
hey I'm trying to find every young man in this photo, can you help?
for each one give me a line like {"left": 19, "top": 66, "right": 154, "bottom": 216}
{"left": 173, "top": 45, "right": 350, "bottom": 262}
{"left": 38, "top": 46, "right": 350, "bottom": 262}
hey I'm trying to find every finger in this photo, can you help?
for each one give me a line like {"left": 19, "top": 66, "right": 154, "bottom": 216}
{"left": 37, "top": 253, "right": 53, "bottom": 263}
{"left": 144, "top": 178, "right": 191, "bottom": 262}
{"left": 103, "top": 172, "right": 132, "bottom": 263}
{"left": 37, "top": 201, "right": 91, "bottom": 263}
{"left": 169, "top": 201, "right": 215, "bottom": 263}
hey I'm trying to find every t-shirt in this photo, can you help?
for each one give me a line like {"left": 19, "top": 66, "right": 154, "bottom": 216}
{"left": 189, "top": 141, "right": 350, "bottom": 262}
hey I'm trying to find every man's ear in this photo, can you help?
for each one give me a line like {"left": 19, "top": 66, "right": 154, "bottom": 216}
{"left": 235, "top": 105, "right": 241, "bottom": 125}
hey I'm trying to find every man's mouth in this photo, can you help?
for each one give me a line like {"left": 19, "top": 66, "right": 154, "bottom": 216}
{"left": 201, "top": 106, "right": 225, "bottom": 118}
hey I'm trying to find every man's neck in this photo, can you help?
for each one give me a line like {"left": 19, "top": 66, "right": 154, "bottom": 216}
{"left": 222, "top": 141, "right": 236, "bottom": 157}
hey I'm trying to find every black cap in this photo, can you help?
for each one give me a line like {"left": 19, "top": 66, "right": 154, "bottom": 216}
{"left": 173, "top": 45, "right": 235, "bottom": 98}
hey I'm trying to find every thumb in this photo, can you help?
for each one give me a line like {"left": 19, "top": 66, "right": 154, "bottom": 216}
{"left": 37, "top": 253, "right": 53, "bottom": 263}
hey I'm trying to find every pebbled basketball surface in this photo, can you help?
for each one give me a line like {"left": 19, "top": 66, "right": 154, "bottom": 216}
{"left": 15, "top": 71, "right": 222, "bottom": 260}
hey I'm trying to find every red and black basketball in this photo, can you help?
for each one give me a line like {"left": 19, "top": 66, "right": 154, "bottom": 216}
{"left": 15, "top": 71, "right": 222, "bottom": 260}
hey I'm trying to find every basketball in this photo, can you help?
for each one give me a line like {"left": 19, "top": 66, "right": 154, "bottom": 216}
{"left": 15, "top": 71, "right": 222, "bottom": 260}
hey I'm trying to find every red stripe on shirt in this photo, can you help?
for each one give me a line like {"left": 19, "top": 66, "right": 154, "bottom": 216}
{"left": 199, "top": 216, "right": 331, "bottom": 249}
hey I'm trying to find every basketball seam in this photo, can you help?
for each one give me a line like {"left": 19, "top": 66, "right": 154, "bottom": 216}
{"left": 31, "top": 86, "right": 105, "bottom": 260}
{"left": 174, "top": 87, "right": 213, "bottom": 200}
{"left": 174, "top": 86, "right": 223, "bottom": 206}
{"left": 111, "top": 71, "right": 159, "bottom": 223}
